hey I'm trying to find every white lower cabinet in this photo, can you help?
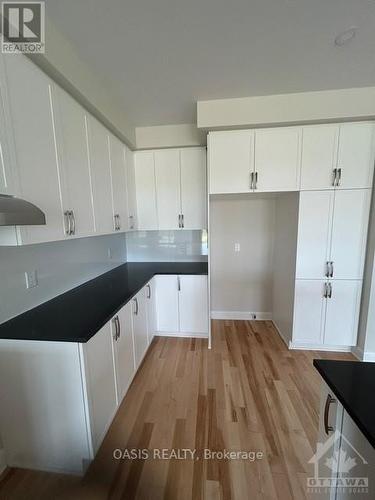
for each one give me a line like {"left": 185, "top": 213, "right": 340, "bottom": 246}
{"left": 111, "top": 302, "right": 135, "bottom": 404}
{"left": 315, "top": 382, "right": 375, "bottom": 500}
{"left": 145, "top": 279, "right": 157, "bottom": 342}
{"left": 132, "top": 288, "right": 149, "bottom": 367}
{"left": 82, "top": 322, "right": 118, "bottom": 455}
{"left": 293, "top": 279, "right": 362, "bottom": 348}
{"left": 154, "top": 275, "right": 208, "bottom": 337}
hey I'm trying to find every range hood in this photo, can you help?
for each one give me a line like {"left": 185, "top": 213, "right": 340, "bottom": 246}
{"left": 0, "top": 194, "right": 46, "bottom": 226}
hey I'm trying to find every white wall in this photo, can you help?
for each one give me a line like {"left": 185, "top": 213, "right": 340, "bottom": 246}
{"left": 136, "top": 124, "right": 206, "bottom": 149}
{"left": 0, "top": 234, "right": 126, "bottom": 324}
{"left": 197, "top": 87, "right": 375, "bottom": 130}
{"left": 210, "top": 194, "right": 275, "bottom": 318}
{"left": 272, "top": 194, "right": 299, "bottom": 344}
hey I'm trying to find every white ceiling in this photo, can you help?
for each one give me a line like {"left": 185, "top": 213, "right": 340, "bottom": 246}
{"left": 45, "top": 0, "right": 375, "bottom": 127}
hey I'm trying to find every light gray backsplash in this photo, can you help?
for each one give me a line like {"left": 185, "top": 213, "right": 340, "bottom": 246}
{"left": 0, "top": 233, "right": 127, "bottom": 324}
{"left": 126, "top": 230, "right": 208, "bottom": 262}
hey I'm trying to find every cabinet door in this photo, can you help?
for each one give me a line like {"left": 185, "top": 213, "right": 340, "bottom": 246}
{"left": 180, "top": 148, "right": 207, "bottom": 229}
{"left": 209, "top": 130, "right": 254, "bottom": 194}
{"left": 132, "top": 290, "right": 149, "bottom": 368}
{"left": 314, "top": 381, "right": 344, "bottom": 500}
{"left": 52, "top": 86, "right": 95, "bottom": 238}
{"left": 154, "top": 275, "right": 179, "bottom": 332}
{"left": 112, "top": 303, "right": 135, "bottom": 403}
{"left": 337, "top": 411, "right": 375, "bottom": 499}
{"left": 300, "top": 125, "right": 339, "bottom": 190}
{"left": 109, "top": 134, "right": 129, "bottom": 232}
{"left": 254, "top": 127, "right": 301, "bottom": 192}
{"left": 324, "top": 280, "right": 361, "bottom": 346}
{"left": 296, "top": 191, "right": 334, "bottom": 279}
{"left": 83, "top": 322, "right": 118, "bottom": 454}
{"left": 337, "top": 123, "right": 375, "bottom": 189}
{"left": 178, "top": 275, "right": 208, "bottom": 334}
{"left": 4, "top": 54, "right": 64, "bottom": 244}
{"left": 86, "top": 117, "right": 114, "bottom": 234}
{"left": 154, "top": 149, "right": 180, "bottom": 230}
{"left": 293, "top": 280, "right": 326, "bottom": 345}
{"left": 134, "top": 151, "right": 157, "bottom": 230}
{"left": 125, "top": 147, "right": 137, "bottom": 230}
{"left": 145, "top": 279, "right": 156, "bottom": 342}
{"left": 329, "top": 190, "right": 370, "bottom": 280}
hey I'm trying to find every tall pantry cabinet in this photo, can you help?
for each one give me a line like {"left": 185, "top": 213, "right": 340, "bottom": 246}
{"left": 208, "top": 122, "right": 375, "bottom": 350}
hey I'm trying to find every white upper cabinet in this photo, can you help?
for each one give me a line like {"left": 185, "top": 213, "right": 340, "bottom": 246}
{"left": 254, "top": 127, "right": 301, "bottom": 192}
{"left": 134, "top": 151, "right": 158, "bottom": 230}
{"left": 109, "top": 134, "right": 129, "bottom": 233}
{"left": 300, "top": 125, "right": 339, "bottom": 190}
{"left": 329, "top": 189, "right": 370, "bottom": 280}
{"left": 301, "top": 122, "right": 375, "bottom": 190}
{"left": 125, "top": 147, "right": 137, "bottom": 230}
{"left": 336, "top": 123, "right": 375, "bottom": 189}
{"left": 86, "top": 116, "right": 114, "bottom": 235}
{"left": 209, "top": 130, "right": 254, "bottom": 194}
{"left": 324, "top": 280, "right": 361, "bottom": 346}
{"left": 296, "top": 191, "right": 334, "bottom": 280}
{"left": 52, "top": 85, "right": 95, "bottom": 239}
{"left": 180, "top": 148, "right": 207, "bottom": 229}
{"left": 154, "top": 149, "right": 180, "bottom": 230}
{"left": 3, "top": 54, "right": 65, "bottom": 244}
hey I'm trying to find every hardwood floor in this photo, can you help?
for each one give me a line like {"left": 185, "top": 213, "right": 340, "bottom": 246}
{"left": 0, "top": 320, "right": 354, "bottom": 500}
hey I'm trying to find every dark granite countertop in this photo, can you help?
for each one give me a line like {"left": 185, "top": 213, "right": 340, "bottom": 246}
{"left": 314, "top": 359, "right": 375, "bottom": 449}
{"left": 0, "top": 261, "right": 208, "bottom": 343}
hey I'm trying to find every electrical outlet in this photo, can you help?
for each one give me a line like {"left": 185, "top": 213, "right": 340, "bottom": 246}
{"left": 234, "top": 243, "right": 241, "bottom": 252}
{"left": 25, "top": 270, "right": 38, "bottom": 289}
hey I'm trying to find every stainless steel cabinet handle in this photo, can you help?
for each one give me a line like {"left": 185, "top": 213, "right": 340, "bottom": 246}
{"left": 325, "top": 261, "right": 330, "bottom": 278}
{"left": 323, "top": 282, "right": 328, "bottom": 298}
{"left": 129, "top": 215, "right": 134, "bottom": 230}
{"left": 181, "top": 214, "right": 184, "bottom": 228}
{"left": 324, "top": 394, "right": 336, "bottom": 435}
{"left": 133, "top": 297, "right": 139, "bottom": 315}
{"left": 114, "top": 214, "right": 118, "bottom": 231}
{"left": 254, "top": 171, "right": 258, "bottom": 190}
{"left": 178, "top": 214, "right": 181, "bottom": 228}
{"left": 116, "top": 316, "right": 121, "bottom": 339}
{"left": 70, "top": 210, "right": 76, "bottom": 235}
{"left": 112, "top": 315, "right": 119, "bottom": 340}
{"left": 328, "top": 282, "right": 332, "bottom": 298}
{"left": 177, "top": 276, "right": 181, "bottom": 292}
{"left": 147, "top": 284, "right": 151, "bottom": 299}
{"left": 329, "top": 261, "right": 334, "bottom": 278}
{"left": 117, "top": 215, "right": 121, "bottom": 230}
{"left": 64, "top": 211, "right": 71, "bottom": 236}
{"left": 333, "top": 168, "right": 337, "bottom": 187}
{"left": 250, "top": 172, "right": 254, "bottom": 190}
{"left": 337, "top": 168, "right": 342, "bottom": 187}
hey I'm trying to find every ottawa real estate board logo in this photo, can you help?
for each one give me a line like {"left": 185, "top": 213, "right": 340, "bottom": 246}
{"left": 1, "top": 2, "right": 45, "bottom": 53}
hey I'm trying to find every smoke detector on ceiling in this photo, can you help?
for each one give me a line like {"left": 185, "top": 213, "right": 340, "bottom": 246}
{"left": 334, "top": 27, "right": 358, "bottom": 47}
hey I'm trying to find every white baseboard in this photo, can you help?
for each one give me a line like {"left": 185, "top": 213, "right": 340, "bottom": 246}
{"left": 0, "top": 448, "right": 6, "bottom": 475}
{"left": 211, "top": 311, "right": 272, "bottom": 321}
{"left": 289, "top": 341, "right": 352, "bottom": 352}
{"left": 155, "top": 331, "right": 208, "bottom": 339}
{"left": 272, "top": 321, "right": 290, "bottom": 348}
{"left": 363, "top": 351, "right": 375, "bottom": 362}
